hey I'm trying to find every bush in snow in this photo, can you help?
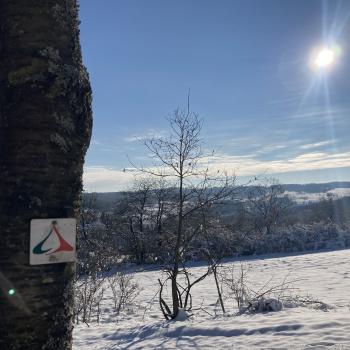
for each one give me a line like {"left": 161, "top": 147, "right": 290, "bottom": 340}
{"left": 74, "top": 275, "right": 105, "bottom": 325}
{"left": 107, "top": 271, "right": 140, "bottom": 316}
{"left": 283, "top": 294, "right": 333, "bottom": 312}
{"left": 219, "top": 261, "right": 333, "bottom": 316}
{"left": 235, "top": 222, "right": 350, "bottom": 256}
{"left": 74, "top": 270, "right": 140, "bottom": 325}
{"left": 221, "top": 262, "right": 294, "bottom": 314}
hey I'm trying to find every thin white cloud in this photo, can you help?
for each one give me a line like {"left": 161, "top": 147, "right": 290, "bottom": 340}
{"left": 84, "top": 150, "right": 350, "bottom": 192}
{"left": 299, "top": 140, "right": 334, "bottom": 150}
{"left": 83, "top": 166, "right": 135, "bottom": 192}
{"left": 199, "top": 150, "right": 350, "bottom": 177}
{"left": 267, "top": 93, "right": 304, "bottom": 106}
{"left": 255, "top": 144, "right": 287, "bottom": 154}
{"left": 124, "top": 129, "right": 167, "bottom": 142}
{"left": 281, "top": 107, "right": 349, "bottom": 122}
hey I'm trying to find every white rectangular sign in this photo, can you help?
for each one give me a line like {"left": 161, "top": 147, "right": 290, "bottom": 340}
{"left": 30, "top": 218, "right": 76, "bottom": 265}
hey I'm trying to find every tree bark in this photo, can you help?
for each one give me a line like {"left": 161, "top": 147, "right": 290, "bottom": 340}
{"left": 0, "top": 1, "right": 92, "bottom": 349}
{"left": 172, "top": 161, "right": 184, "bottom": 318}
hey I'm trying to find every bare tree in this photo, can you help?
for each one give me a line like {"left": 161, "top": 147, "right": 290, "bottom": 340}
{"left": 111, "top": 177, "right": 155, "bottom": 264}
{"left": 245, "top": 178, "right": 291, "bottom": 236}
{"left": 136, "top": 105, "right": 236, "bottom": 319}
{"left": 80, "top": 192, "right": 98, "bottom": 241}
{"left": 149, "top": 177, "right": 170, "bottom": 250}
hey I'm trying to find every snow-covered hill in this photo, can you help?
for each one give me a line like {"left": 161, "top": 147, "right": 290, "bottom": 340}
{"left": 73, "top": 249, "right": 350, "bottom": 349}
{"left": 285, "top": 188, "right": 350, "bottom": 204}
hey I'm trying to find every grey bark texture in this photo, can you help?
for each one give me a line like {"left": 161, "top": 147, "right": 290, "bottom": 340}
{"left": 0, "top": 0, "right": 92, "bottom": 349}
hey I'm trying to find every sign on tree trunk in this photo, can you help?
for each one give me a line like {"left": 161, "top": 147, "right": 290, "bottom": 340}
{"left": 30, "top": 219, "right": 76, "bottom": 265}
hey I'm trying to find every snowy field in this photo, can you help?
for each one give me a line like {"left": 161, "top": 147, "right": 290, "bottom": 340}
{"left": 285, "top": 188, "right": 350, "bottom": 204}
{"left": 73, "top": 249, "right": 350, "bottom": 349}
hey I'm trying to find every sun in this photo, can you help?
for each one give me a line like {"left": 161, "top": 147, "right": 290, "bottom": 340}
{"left": 314, "top": 48, "right": 335, "bottom": 68}
{"left": 310, "top": 45, "right": 342, "bottom": 71}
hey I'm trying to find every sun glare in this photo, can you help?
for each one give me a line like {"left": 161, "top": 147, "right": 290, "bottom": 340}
{"left": 314, "top": 48, "right": 335, "bottom": 68}
{"left": 310, "top": 44, "right": 342, "bottom": 71}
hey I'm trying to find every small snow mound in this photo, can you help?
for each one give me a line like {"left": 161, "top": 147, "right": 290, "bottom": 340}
{"left": 174, "top": 308, "right": 189, "bottom": 321}
{"left": 254, "top": 297, "right": 283, "bottom": 312}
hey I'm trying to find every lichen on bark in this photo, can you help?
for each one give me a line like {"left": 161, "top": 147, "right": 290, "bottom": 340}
{"left": 0, "top": 0, "right": 93, "bottom": 349}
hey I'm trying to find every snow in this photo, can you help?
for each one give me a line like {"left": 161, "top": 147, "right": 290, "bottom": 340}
{"left": 254, "top": 297, "right": 284, "bottom": 312}
{"left": 285, "top": 189, "right": 350, "bottom": 204}
{"left": 328, "top": 188, "right": 350, "bottom": 197}
{"left": 174, "top": 308, "right": 190, "bottom": 321}
{"left": 73, "top": 249, "right": 350, "bottom": 349}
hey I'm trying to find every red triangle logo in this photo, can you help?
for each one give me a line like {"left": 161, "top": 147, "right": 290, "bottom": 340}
{"left": 47, "top": 224, "right": 74, "bottom": 254}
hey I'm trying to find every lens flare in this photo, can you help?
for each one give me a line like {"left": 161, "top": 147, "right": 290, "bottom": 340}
{"left": 314, "top": 48, "right": 335, "bottom": 67}
{"left": 310, "top": 44, "right": 341, "bottom": 71}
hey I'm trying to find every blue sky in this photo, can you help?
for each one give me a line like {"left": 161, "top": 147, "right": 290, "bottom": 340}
{"left": 79, "top": 0, "right": 350, "bottom": 192}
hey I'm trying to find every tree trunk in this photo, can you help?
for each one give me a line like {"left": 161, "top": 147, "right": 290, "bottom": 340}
{"left": 0, "top": 1, "right": 92, "bottom": 349}
{"left": 213, "top": 265, "right": 225, "bottom": 314}
{"left": 172, "top": 171, "right": 184, "bottom": 318}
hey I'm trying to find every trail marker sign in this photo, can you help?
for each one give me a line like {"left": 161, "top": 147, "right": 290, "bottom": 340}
{"left": 30, "top": 218, "right": 76, "bottom": 265}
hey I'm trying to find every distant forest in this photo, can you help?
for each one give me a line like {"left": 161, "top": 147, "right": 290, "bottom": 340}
{"left": 83, "top": 181, "right": 350, "bottom": 211}
{"left": 78, "top": 181, "right": 350, "bottom": 271}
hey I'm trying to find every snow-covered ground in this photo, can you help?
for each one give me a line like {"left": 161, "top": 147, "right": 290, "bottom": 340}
{"left": 73, "top": 249, "right": 350, "bottom": 349}
{"left": 285, "top": 188, "right": 350, "bottom": 204}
